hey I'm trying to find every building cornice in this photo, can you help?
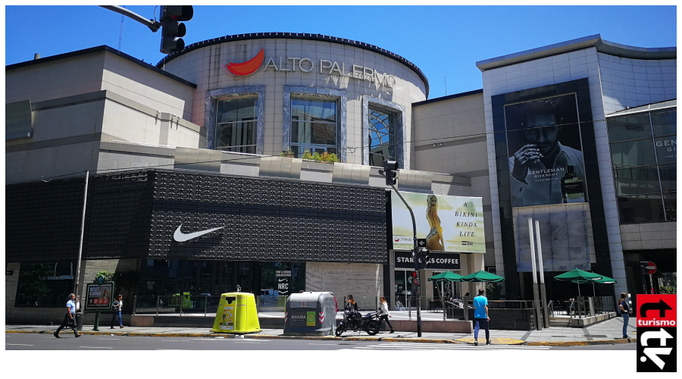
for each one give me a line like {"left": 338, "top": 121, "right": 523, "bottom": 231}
{"left": 476, "top": 34, "right": 676, "bottom": 72}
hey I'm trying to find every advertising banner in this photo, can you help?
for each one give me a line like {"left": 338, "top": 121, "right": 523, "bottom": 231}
{"left": 85, "top": 282, "right": 114, "bottom": 311}
{"left": 504, "top": 94, "right": 585, "bottom": 207}
{"left": 391, "top": 192, "right": 484, "bottom": 253}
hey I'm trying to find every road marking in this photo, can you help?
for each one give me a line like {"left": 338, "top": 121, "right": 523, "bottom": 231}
{"left": 7, "top": 343, "right": 34, "bottom": 347}
{"left": 79, "top": 346, "right": 113, "bottom": 349}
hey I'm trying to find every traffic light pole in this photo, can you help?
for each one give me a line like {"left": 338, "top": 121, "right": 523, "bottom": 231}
{"left": 389, "top": 184, "right": 422, "bottom": 337}
{"left": 100, "top": 6, "right": 161, "bottom": 32}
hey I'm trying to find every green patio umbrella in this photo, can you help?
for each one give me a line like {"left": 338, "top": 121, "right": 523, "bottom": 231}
{"left": 554, "top": 268, "right": 603, "bottom": 298}
{"left": 428, "top": 271, "right": 464, "bottom": 282}
{"left": 572, "top": 274, "right": 617, "bottom": 297}
{"left": 554, "top": 268, "right": 602, "bottom": 281}
{"left": 428, "top": 271, "right": 464, "bottom": 321}
{"left": 460, "top": 270, "right": 505, "bottom": 282}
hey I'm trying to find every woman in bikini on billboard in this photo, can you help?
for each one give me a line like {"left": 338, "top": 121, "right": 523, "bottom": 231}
{"left": 425, "top": 195, "right": 444, "bottom": 250}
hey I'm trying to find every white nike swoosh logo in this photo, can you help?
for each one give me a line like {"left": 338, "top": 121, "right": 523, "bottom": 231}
{"left": 173, "top": 223, "right": 225, "bottom": 242}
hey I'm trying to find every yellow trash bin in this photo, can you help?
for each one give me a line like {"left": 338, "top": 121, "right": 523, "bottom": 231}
{"left": 211, "top": 292, "right": 261, "bottom": 334}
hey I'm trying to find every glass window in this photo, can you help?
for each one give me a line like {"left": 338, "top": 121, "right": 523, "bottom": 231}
{"left": 216, "top": 96, "right": 257, "bottom": 154}
{"left": 651, "top": 109, "right": 677, "bottom": 137}
{"left": 614, "top": 166, "right": 661, "bottom": 196}
{"left": 663, "top": 193, "right": 676, "bottom": 221}
{"left": 617, "top": 194, "right": 665, "bottom": 223}
{"left": 654, "top": 136, "right": 677, "bottom": 165}
{"left": 290, "top": 97, "right": 338, "bottom": 157}
{"left": 368, "top": 107, "right": 396, "bottom": 167}
{"left": 610, "top": 139, "right": 658, "bottom": 168}
{"left": 659, "top": 164, "right": 677, "bottom": 193}
{"left": 15, "top": 262, "right": 74, "bottom": 307}
{"left": 608, "top": 107, "right": 677, "bottom": 224}
{"left": 607, "top": 114, "right": 652, "bottom": 143}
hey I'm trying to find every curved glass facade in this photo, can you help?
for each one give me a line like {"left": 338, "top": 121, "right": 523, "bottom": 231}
{"left": 608, "top": 108, "right": 677, "bottom": 223}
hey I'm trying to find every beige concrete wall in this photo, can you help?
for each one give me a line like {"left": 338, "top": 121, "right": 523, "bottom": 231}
{"left": 102, "top": 53, "right": 195, "bottom": 120}
{"left": 5, "top": 52, "right": 106, "bottom": 104}
{"left": 305, "top": 262, "right": 383, "bottom": 310}
{"left": 620, "top": 223, "right": 677, "bottom": 251}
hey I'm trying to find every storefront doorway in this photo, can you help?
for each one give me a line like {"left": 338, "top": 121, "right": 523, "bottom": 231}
{"left": 394, "top": 269, "right": 416, "bottom": 309}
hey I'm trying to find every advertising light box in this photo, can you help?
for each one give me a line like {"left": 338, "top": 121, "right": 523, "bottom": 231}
{"left": 391, "top": 192, "right": 485, "bottom": 253}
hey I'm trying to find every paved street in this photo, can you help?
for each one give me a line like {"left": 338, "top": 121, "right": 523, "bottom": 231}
{"left": 6, "top": 311, "right": 637, "bottom": 346}
{"left": 6, "top": 314, "right": 638, "bottom": 377}
{"left": 7, "top": 332, "right": 635, "bottom": 351}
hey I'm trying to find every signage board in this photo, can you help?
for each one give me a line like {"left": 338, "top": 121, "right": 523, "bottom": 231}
{"left": 85, "top": 282, "right": 114, "bottom": 311}
{"left": 391, "top": 192, "right": 485, "bottom": 253}
{"left": 394, "top": 251, "right": 460, "bottom": 270}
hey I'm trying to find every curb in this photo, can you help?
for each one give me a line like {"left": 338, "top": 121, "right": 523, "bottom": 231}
{"left": 6, "top": 329, "right": 635, "bottom": 346}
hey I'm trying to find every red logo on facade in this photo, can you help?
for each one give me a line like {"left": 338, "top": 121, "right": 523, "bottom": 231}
{"left": 223, "top": 48, "right": 264, "bottom": 76}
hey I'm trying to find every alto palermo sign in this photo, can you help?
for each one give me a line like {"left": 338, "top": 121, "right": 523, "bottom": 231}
{"left": 223, "top": 48, "right": 397, "bottom": 88}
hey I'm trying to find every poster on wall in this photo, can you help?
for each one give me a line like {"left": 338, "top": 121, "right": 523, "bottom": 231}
{"left": 504, "top": 94, "right": 586, "bottom": 207}
{"left": 391, "top": 192, "right": 485, "bottom": 253}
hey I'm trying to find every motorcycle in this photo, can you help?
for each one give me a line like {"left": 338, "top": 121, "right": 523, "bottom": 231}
{"left": 335, "top": 309, "right": 381, "bottom": 336}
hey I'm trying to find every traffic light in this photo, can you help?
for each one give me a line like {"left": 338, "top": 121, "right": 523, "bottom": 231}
{"left": 381, "top": 160, "right": 399, "bottom": 186}
{"left": 160, "top": 5, "right": 193, "bottom": 55}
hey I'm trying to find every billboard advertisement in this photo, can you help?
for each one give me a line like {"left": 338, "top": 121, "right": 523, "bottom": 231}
{"left": 391, "top": 191, "right": 484, "bottom": 253}
{"left": 85, "top": 283, "right": 114, "bottom": 311}
{"left": 504, "top": 94, "right": 585, "bottom": 207}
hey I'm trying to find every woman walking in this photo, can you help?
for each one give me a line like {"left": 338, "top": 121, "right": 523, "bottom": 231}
{"left": 379, "top": 296, "right": 394, "bottom": 333}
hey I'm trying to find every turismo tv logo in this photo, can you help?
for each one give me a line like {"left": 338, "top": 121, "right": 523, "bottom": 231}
{"left": 637, "top": 294, "right": 677, "bottom": 372}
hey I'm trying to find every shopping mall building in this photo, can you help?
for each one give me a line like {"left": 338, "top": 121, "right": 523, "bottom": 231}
{"left": 5, "top": 32, "right": 676, "bottom": 324}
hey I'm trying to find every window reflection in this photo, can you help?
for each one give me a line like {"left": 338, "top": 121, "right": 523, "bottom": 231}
{"left": 369, "top": 108, "right": 395, "bottom": 167}
{"left": 216, "top": 96, "right": 257, "bottom": 154}
{"left": 608, "top": 107, "right": 677, "bottom": 223}
{"left": 15, "top": 262, "right": 74, "bottom": 307}
{"left": 290, "top": 97, "right": 338, "bottom": 157}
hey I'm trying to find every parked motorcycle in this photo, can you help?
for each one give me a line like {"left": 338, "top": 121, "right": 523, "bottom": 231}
{"left": 335, "top": 309, "right": 381, "bottom": 336}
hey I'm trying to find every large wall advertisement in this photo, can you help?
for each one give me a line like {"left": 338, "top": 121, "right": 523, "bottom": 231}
{"left": 492, "top": 79, "right": 599, "bottom": 275}
{"left": 504, "top": 94, "right": 585, "bottom": 207}
{"left": 391, "top": 192, "right": 485, "bottom": 253}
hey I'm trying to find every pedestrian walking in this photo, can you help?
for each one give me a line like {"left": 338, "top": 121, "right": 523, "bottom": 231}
{"left": 472, "top": 288, "right": 490, "bottom": 346}
{"left": 378, "top": 296, "right": 394, "bottom": 333}
{"left": 111, "top": 294, "right": 124, "bottom": 329}
{"left": 54, "top": 293, "right": 81, "bottom": 338}
{"left": 619, "top": 292, "right": 630, "bottom": 338}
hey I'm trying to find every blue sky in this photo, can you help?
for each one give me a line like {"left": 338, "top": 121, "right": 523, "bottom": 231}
{"left": 4, "top": 4, "right": 677, "bottom": 99}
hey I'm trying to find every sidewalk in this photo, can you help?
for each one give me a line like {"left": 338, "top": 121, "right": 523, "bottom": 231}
{"left": 5, "top": 314, "right": 637, "bottom": 346}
